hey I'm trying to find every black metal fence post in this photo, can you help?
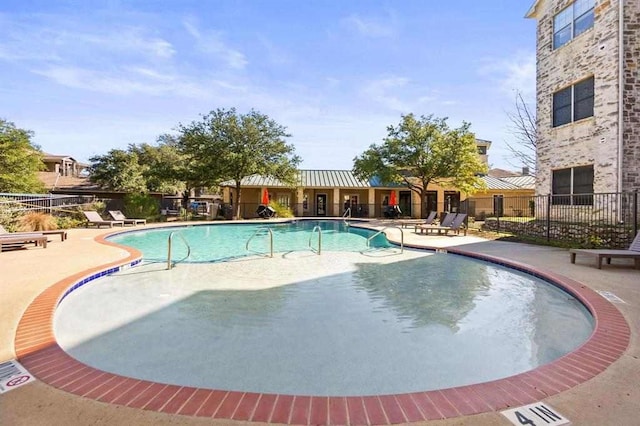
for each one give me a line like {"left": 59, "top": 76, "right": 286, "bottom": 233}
{"left": 546, "top": 194, "right": 551, "bottom": 242}
{"left": 634, "top": 191, "right": 638, "bottom": 237}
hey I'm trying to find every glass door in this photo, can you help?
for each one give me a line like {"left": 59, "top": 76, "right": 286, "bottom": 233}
{"left": 316, "top": 194, "right": 327, "bottom": 216}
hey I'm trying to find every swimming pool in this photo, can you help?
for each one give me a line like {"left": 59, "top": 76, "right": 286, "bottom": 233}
{"left": 108, "top": 220, "right": 391, "bottom": 262}
{"left": 53, "top": 220, "right": 594, "bottom": 397}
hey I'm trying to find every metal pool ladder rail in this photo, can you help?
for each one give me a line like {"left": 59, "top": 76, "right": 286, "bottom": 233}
{"left": 342, "top": 208, "right": 351, "bottom": 226}
{"left": 309, "top": 225, "right": 322, "bottom": 254}
{"left": 246, "top": 226, "right": 274, "bottom": 258}
{"left": 367, "top": 226, "right": 404, "bottom": 253}
{"left": 167, "top": 231, "right": 192, "bottom": 269}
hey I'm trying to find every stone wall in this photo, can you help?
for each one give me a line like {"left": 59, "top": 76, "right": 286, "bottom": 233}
{"left": 533, "top": 0, "right": 640, "bottom": 194}
{"left": 535, "top": 0, "right": 621, "bottom": 195}
{"left": 481, "top": 218, "right": 635, "bottom": 248}
{"left": 622, "top": 0, "right": 640, "bottom": 191}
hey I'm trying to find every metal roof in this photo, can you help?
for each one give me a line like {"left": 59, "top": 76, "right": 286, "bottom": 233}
{"left": 481, "top": 175, "right": 535, "bottom": 190}
{"left": 501, "top": 175, "right": 535, "bottom": 189}
{"left": 222, "top": 170, "right": 378, "bottom": 188}
{"left": 229, "top": 174, "right": 291, "bottom": 187}
{"left": 300, "top": 170, "right": 370, "bottom": 188}
{"left": 222, "top": 170, "right": 536, "bottom": 191}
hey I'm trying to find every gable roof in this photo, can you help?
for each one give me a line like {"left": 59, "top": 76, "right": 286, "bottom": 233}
{"left": 481, "top": 175, "right": 535, "bottom": 190}
{"left": 221, "top": 170, "right": 399, "bottom": 189}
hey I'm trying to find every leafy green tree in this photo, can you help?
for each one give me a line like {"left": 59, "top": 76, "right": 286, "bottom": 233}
{"left": 353, "top": 114, "right": 487, "bottom": 217}
{"left": 177, "top": 108, "right": 300, "bottom": 219}
{"left": 123, "top": 193, "right": 160, "bottom": 219}
{"left": 0, "top": 119, "right": 45, "bottom": 193}
{"left": 129, "top": 139, "right": 187, "bottom": 194}
{"left": 88, "top": 149, "right": 147, "bottom": 192}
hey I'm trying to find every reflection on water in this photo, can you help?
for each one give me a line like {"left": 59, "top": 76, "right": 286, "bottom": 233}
{"left": 353, "top": 254, "right": 492, "bottom": 331}
{"left": 55, "top": 253, "right": 594, "bottom": 396}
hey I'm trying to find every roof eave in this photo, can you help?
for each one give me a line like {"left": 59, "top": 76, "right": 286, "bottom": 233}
{"left": 525, "top": 0, "right": 542, "bottom": 18}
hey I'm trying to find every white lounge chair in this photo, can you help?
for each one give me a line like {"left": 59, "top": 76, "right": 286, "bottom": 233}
{"left": 83, "top": 211, "right": 124, "bottom": 228}
{"left": 570, "top": 232, "right": 640, "bottom": 269}
{"left": 109, "top": 210, "right": 147, "bottom": 226}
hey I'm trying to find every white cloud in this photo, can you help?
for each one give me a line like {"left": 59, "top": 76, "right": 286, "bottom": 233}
{"left": 182, "top": 18, "right": 248, "bottom": 70}
{"left": 479, "top": 51, "right": 536, "bottom": 99}
{"left": 31, "top": 65, "right": 231, "bottom": 99}
{"left": 361, "top": 77, "right": 411, "bottom": 111}
{"left": 341, "top": 13, "right": 396, "bottom": 38}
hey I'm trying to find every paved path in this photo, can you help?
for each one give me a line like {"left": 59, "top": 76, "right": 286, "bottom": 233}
{"left": 0, "top": 222, "right": 638, "bottom": 425}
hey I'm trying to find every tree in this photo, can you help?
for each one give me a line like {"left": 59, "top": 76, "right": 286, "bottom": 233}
{"left": 129, "top": 138, "right": 187, "bottom": 194}
{"left": 505, "top": 91, "right": 536, "bottom": 176}
{"left": 177, "top": 108, "right": 300, "bottom": 219}
{"left": 87, "top": 136, "right": 208, "bottom": 196}
{"left": 88, "top": 149, "right": 147, "bottom": 192}
{"left": 0, "top": 119, "right": 45, "bottom": 193}
{"left": 352, "top": 114, "right": 487, "bottom": 217}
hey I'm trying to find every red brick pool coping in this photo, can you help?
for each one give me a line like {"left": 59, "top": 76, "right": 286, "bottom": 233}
{"left": 14, "top": 231, "right": 630, "bottom": 425}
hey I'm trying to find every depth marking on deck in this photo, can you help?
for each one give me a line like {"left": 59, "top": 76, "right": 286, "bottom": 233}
{"left": 597, "top": 290, "right": 626, "bottom": 304}
{"left": 501, "top": 402, "right": 570, "bottom": 426}
{"left": 0, "top": 360, "right": 35, "bottom": 393}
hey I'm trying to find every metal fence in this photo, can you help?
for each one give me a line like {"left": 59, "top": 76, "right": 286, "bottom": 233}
{"left": 225, "top": 202, "right": 405, "bottom": 219}
{"left": 0, "top": 193, "right": 96, "bottom": 214}
{"left": 462, "top": 192, "right": 640, "bottom": 248}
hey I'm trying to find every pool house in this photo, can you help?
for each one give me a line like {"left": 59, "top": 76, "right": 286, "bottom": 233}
{"left": 220, "top": 170, "right": 465, "bottom": 219}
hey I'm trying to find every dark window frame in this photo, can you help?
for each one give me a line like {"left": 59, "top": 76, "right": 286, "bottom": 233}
{"left": 551, "top": 165, "right": 594, "bottom": 205}
{"left": 553, "top": 0, "right": 595, "bottom": 50}
{"left": 553, "top": 77, "right": 594, "bottom": 127}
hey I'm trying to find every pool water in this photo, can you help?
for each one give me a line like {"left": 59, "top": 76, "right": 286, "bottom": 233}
{"left": 55, "top": 226, "right": 594, "bottom": 396}
{"left": 108, "top": 220, "right": 391, "bottom": 262}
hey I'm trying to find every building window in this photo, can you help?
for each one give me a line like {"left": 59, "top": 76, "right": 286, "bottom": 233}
{"left": 553, "top": 77, "right": 594, "bottom": 127}
{"left": 553, "top": 0, "right": 595, "bottom": 49}
{"left": 552, "top": 165, "right": 594, "bottom": 205}
{"left": 276, "top": 194, "right": 290, "bottom": 208}
{"left": 477, "top": 146, "right": 487, "bottom": 155}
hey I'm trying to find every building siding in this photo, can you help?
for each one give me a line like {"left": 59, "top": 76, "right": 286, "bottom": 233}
{"left": 622, "top": 0, "right": 640, "bottom": 190}
{"left": 532, "top": 0, "right": 640, "bottom": 194}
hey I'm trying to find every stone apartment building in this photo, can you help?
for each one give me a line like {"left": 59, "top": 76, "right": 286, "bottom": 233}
{"left": 526, "top": 0, "right": 640, "bottom": 200}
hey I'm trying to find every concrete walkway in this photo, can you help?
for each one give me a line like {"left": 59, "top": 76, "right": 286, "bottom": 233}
{"left": 0, "top": 222, "right": 638, "bottom": 425}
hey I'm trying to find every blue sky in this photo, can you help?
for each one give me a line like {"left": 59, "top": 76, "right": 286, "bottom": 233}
{"left": 0, "top": 1, "right": 536, "bottom": 171}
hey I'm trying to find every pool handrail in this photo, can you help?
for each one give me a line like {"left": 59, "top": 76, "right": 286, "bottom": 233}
{"left": 308, "top": 225, "right": 322, "bottom": 255}
{"left": 342, "top": 208, "right": 351, "bottom": 226}
{"left": 246, "top": 226, "right": 274, "bottom": 258}
{"left": 367, "top": 226, "right": 403, "bottom": 253}
{"left": 167, "top": 231, "right": 192, "bottom": 269}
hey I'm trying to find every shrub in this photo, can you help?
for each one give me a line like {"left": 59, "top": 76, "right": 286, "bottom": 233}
{"left": 55, "top": 215, "right": 84, "bottom": 229}
{"left": 17, "top": 212, "right": 58, "bottom": 231}
{"left": 123, "top": 193, "right": 160, "bottom": 219}
{"left": 0, "top": 199, "right": 22, "bottom": 232}
{"left": 269, "top": 201, "right": 294, "bottom": 218}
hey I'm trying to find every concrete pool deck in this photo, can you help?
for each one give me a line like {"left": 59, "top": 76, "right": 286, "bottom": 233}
{"left": 0, "top": 221, "right": 638, "bottom": 425}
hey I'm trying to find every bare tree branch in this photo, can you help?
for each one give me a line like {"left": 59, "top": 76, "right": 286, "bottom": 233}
{"left": 505, "top": 91, "right": 536, "bottom": 176}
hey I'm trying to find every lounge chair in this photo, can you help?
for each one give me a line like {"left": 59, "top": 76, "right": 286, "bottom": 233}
{"left": 0, "top": 224, "right": 66, "bottom": 242}
{"left": 415, "top": 212, "right": 456, "bottom": 234}
{"left": 570, "top": 232, "right": 640, "bottom": 269}
{"left": 416, "top": 213, "right": 468, "bottom": 236}
{"left": 83, "top": 211, "right": 124, "bottom": 228}
{"left": 396, "top": 211, "right": 437, "bottom": 228}
{"left": 108, "top": 210, "right": 147, "bottom": 226}
{"left": 0, "top": 231, "right": 48, "bottom": 251}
